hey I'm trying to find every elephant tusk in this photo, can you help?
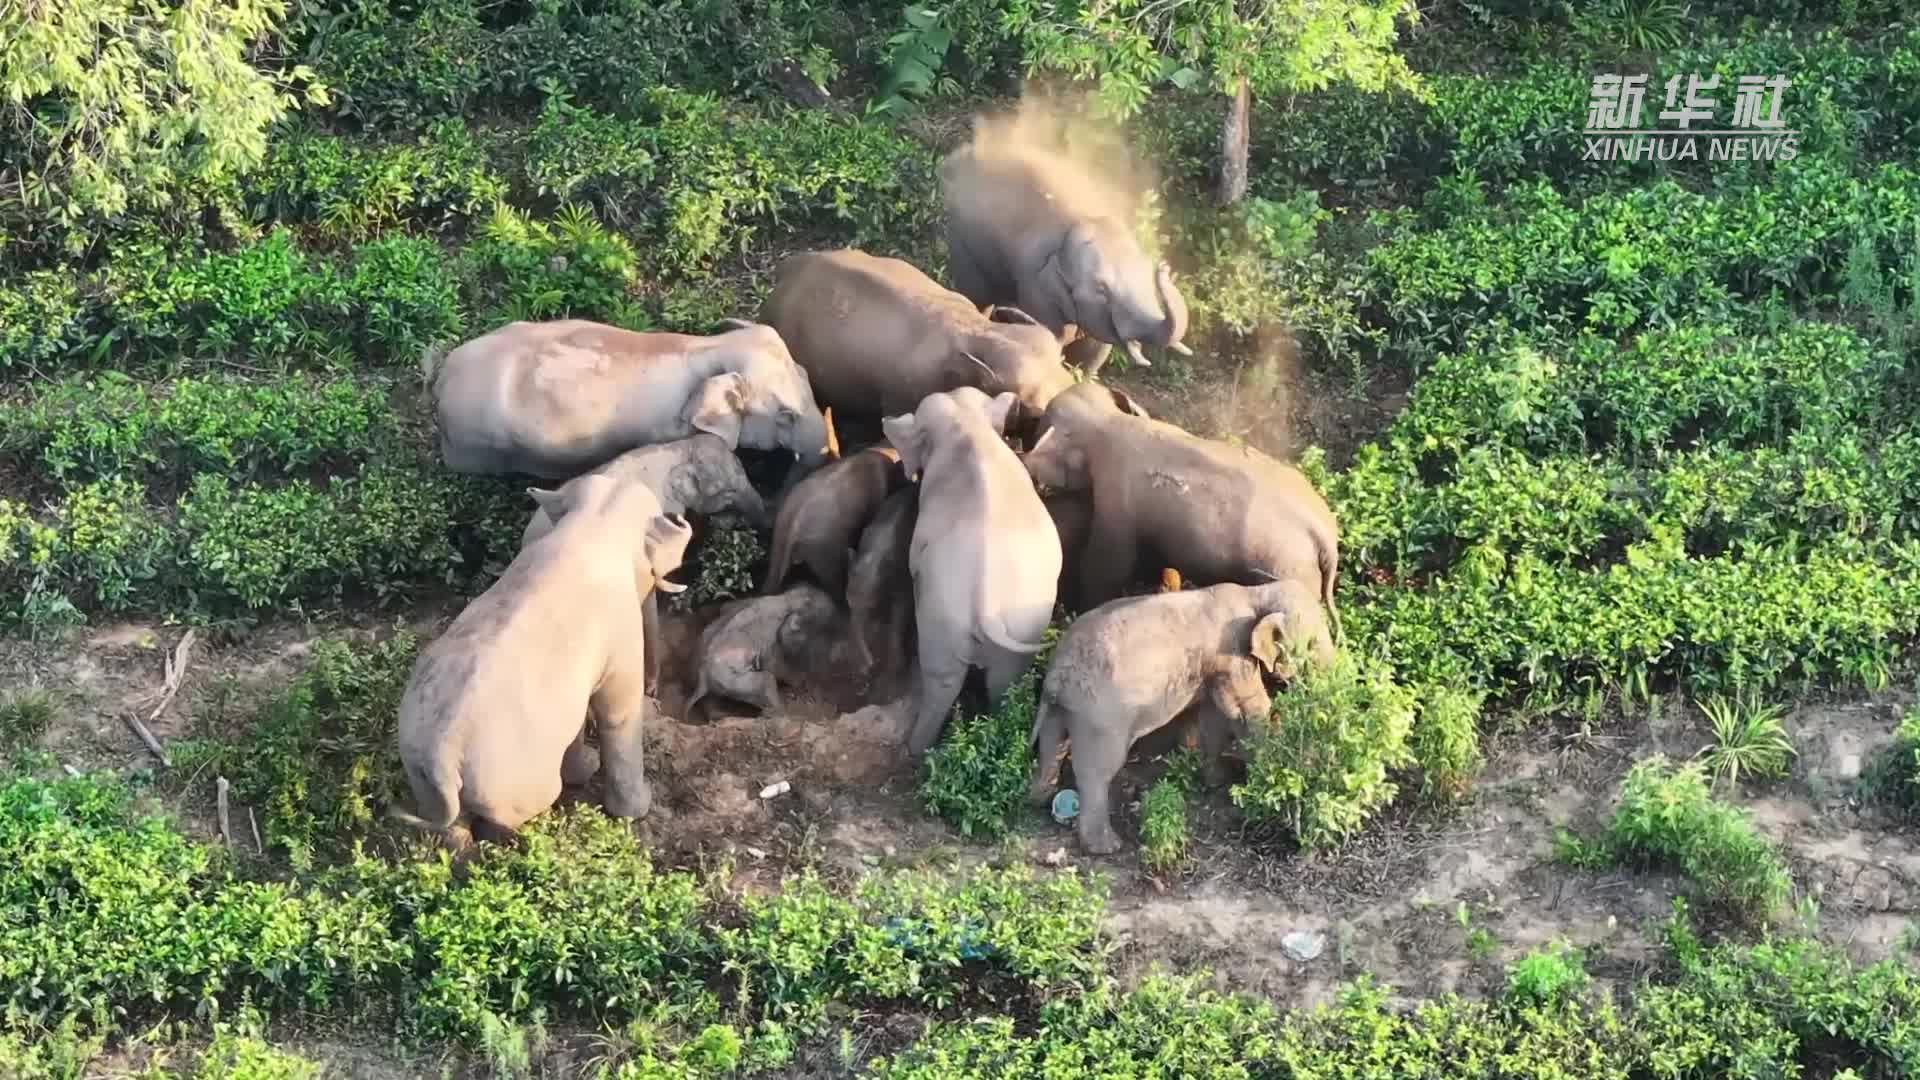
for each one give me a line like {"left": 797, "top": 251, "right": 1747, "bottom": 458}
{"left": 1125, "top": 340, "right": 1152, "bottom": 368}
{"left": 823, "top": 406, "right": 842, "bottom": 460}
{"left": 1169, "top": 341, "right": 1194, "bottom": 357}
{"left": 655, "top": 577, "right": 689, "bottom": 594}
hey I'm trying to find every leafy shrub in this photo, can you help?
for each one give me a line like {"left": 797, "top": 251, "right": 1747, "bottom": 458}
{"left": 0, "top": 272, "right": 94, "bottom": 370}
{"left": 1505, "top": 939, "right": 1589, "bottom": 1005}
{"left": 193, "top": 1012, "right": 324, "bottom": 1080}
{"left": 250, "top": 121, "right": 508, "bottom": 240}
{"left": 1410, "top": 684, "right": 1485, "bottom": 802}
{"left": 1138, "top": 777, "right": 1190, "bottom": 874}
{"left": 343, "top": 235, "right": 467, "bottom": 358}
{"left": 0, "top": 693, "right": 54, "bottom": 759}
{"left": 458, "top": 202, "right": 648, "bottom": 328}
{"left": 919, "top": 626, "right": 1061, "bottom": 840}
{"left": 668, "top": 524, "right": 767, "bottom": 614}
{"left": 1232, "top": 649, "right": 1417, "bottom": 849}
{"left": 1698, "top": 692, "right": 1797, "bottom": 789}
{"left": 1868, "top": 703, "right": 1920, "bottom": 812}
{"left": 174, "top": 633, "right": 419, "bottom": 869}
{"left": 1559, "top": 755, "right": 1793, "bottom": 921}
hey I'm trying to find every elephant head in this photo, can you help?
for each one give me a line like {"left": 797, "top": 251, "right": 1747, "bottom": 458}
{"left": 526, "top": 475, "right": 695, "bottom": 594}
{"left": 1206, "top": 654, "right": 1274, "bottom": 742}
{"left": 1249, "top": 604, "right": 1334, "bottom": 683}
{"left": 954, "top": 306, "right": 1076, "bottom": 417}
{"left": 883, "top": 388, "right": 1018, "bottom": 480}
{"left": 666, "top": 435, "right": 771, "bottom": 528}
{"left": 707, "top": 320, "right": 836, "bottom": 468}
{"left": 1044, "top": 219, "right": 1192, "bottom": 367}
{"left": 1020, "top": 414, "right": 1093, "bottom": 493}
{"left": 1026, "top": 379, "right": 1148, "bottom": 448}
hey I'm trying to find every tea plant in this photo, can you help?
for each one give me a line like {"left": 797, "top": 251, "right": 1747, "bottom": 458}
{"left": 1138, "top": 776, "right": 1190, "bottom": 874}
{"left": 919, "top": 625, "right": 1062, "bottom": 839}
{"left": 1504, "top": 939, "right": 1589, "bottom": 1005}
{"left": 668, "top": 524, "right": 768, "bottom": 614}
{"left": 1410, "top": 684, "right": 1486, "bottom": 802}
{"left": 1697, "top": 693, "right": 1797, "bottom": 790}
{"left": 1232, "top": 648, "right": 1418, "bottom": 849}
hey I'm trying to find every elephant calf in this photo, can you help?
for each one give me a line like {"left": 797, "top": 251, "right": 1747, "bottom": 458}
{"left": 688, "top": 584, "right": 840, "bottom": 718}
{"left": 395, "top": 475, "right": 693, "bottom": 846}
{"left": 846, "top": 487, "right": 918, "bottom": 674}
{"left": 763, "top": 444, "right": 909, "bottom": 598}
{"left": 1029, "top": 579, "right": 1334, "bottom": 855}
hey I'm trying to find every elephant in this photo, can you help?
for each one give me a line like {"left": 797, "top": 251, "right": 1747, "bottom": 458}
{"left": 1023, "top": 379, "right": 1150, "bottom": 448}
{"left": 427, "top": 317, "right": 833, "bottom": 480}
{"left": 845, "top": 487, "right": 918, "bottom": 674}
{"left": 882, "top": 387, "right": 1062, "bottom": 755}
{"left": 393, "top": 475, "right": 694, "bottom": 847}
{"left": 1041, "top": 489, "right": 1093, "bottom": 614}
{"left": 761, "top": 248, "right": 1077, "bottom": 423}
{"left": 1020, "top": 401, "right": 1342, "bottom": 639}
{"left": 762, "top": 443, "right": 910, "bottom": 598}
{"left": 940, "top": 136, "right": 1192, "bottom": 377}
{"left": 687, "top": 584, "right": 840, "bottom": 718}
{"left": 519, "top": 433, "right": 769, "bottom": 550}
{"left": 1028, "top": 579, "right": 1334, "bottom": 855}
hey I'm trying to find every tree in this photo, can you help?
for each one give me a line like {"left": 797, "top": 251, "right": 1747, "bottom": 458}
{"left": 0, "top": 0, "right": 326, "bottom": 248}
{"left": 1003, "top": 0, "right": 1425, "bottom": 205}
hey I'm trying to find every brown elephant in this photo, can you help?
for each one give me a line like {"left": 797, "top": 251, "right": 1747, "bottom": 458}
{"left": 1029, "top": 579, "right": 1334, "bottom": 855}
{"left": 762, "top": 248, "right": 1076, "bottom": 423}
{"left": 845, "top": 487, "right": 918, "bottom": 675}
{"left": 762, "top": 444, "right": 910, "bottom": 598}
{"left": 1020, "top": 401, "right": 1342, "bottom": 639}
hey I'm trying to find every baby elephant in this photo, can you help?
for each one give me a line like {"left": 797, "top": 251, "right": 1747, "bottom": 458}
{"left": 688, "top": 584, "right": 840, "bottom": 717}
{"left": 1029, "top": 579, "right": 1334, "bottom": 855}
{"left": 845, "top": 487, "right": 918, "bottom": 674}
{"left": 763, "top": 444, "right": 909, "bottom": 597}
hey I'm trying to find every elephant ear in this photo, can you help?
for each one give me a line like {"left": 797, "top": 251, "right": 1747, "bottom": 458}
{"left": 985, "top": 391, "right": 1018, "bottom": 436}
{"left": 717, "top": 317, "right": 757, "bottom": 333}
{"left": 644, "top": 512, "right": 694, "bottom": 593}
{"left": 988, "top": 305, "right": 1044, "bottom": 328}
{"left": 1249, "top": 612, "right": 1294, "bottom": 679}
{"left": 882, "top": 413, "right": 924, "bottom": 479}
{"left": 683, "top": 373, "right": 747, "bottom": 448}
{"left": 1106, "top": 385, "right": 1150, "bottom": 418}
{"left": 526, "top": 485, "right": 567, "bottom": 518}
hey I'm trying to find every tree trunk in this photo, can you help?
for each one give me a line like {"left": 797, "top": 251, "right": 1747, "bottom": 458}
{"left": 1217, "top": 76, "right": 1252, "bottom": 207}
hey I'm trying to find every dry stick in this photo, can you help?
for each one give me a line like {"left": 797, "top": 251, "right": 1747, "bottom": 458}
{"left": 216, "top": 777, "right": 233, "bottom": 848}
{"left": 61, "top": 763, "right": 81, "bottom": 778}
{"left": 249, "top": 807, "right": 264, "bottom": 855}
{"left": 126, "top": 629, "right": 198, "bottom": 768}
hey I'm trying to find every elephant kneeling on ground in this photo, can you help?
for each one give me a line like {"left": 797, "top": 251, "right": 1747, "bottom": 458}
{"left": 393, "top": 475, "right": 693, "bottom": 847}
{"left": 1028, "top": 579, "right": 1334, "bottom": 855}
{"left": 687, "top": 584, "right": 841, "bottom": 719}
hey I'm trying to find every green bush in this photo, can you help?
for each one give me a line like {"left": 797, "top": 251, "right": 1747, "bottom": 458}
{"left": 1137, "top": 777, "right": 1190, "bottom": 874}
{"left": 1232, "top": 649, "right": 1418, "bottom": 849}
{"left": 173, "top": 633, "right": 420, "bottom": 870}
{"left": 250, "top": 121, "right": 509, "bottom": 240}
{"left": 1410, "top": 684, "right": 1485, "bottom": 802}
{"left": 1504, "top": 939, "right": 1589, "bottom": 1005}
{"left": 457, "top": 202, "right": 649, "bottom": 328}
{"left": 667, "top": 523, "right": 768, "bottom": 614}
{"left": 919, "top": 626, "right": 1062, "bottom": 840}
{"left": 1557, "top": 755, "right": 1793, "bottom": 921}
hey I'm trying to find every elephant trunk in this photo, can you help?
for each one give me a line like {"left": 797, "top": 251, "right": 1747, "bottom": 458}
{"left": 1152, "top": 262, "right": 1192, "bottom": 357}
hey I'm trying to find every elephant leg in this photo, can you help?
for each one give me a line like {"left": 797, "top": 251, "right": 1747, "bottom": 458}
{"left": 947, "top": 225, "right": 995, "bottom": 309}
{"left": 561, "top": 720, "right": 600, "bottom": 786}
{"left": 751, "top": 671, "right": 785, "bottom": 715}
{"left": 906, "top": 650, "right": 969, "bottom": 757}
{"left": 1079, "top": 510, "right": 1137, "bottom": 611}
{"left": 642, "top": 590, "right": 663, "bottom": 694}
{"left": 1065, "top": 336, "right": 1114, "bottom": 376}
{"left": 1071, "top": 728, "right": 1131, "bottom": 856}
{"left": 983, "top": 648, "right": 1034, "bottom": 705}
{"left": 1029, "top": 700, "right": 1068, "bottom": 806}
{"left": 593, "top": 665, "right": 653, "bottom": 820}
{"left": 807, "top": 549, "right": 849, "bottom": 600}
{"left": 472, "top": 816, "right": 528, "bottom": 850}
{"left": 1195, "top": 702, "right": 1235, "bottom": 788}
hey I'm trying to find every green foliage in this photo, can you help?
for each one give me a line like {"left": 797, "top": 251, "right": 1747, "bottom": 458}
{"left": 667, "top": 524, "right": 768, "bottom": 614}
{"left": 870, "top": 5, "right": 958, "bottom": 116}
{"left": 1868, "top": 704, "right": 1920, "bottom": 813}
{"left": 0, "top": 0, "right": 326, "bottom": 244}
{"left": 1410, "top": 684, "right": 1485, "bottom": 802}
{"left": 250, "top": 120, "right": 508, "bottom": 241}
{"left": 1504, "top": 939, "right": 1589, "bottom": 1006}
{"left": 919, "top": 625, "right": 1061, "bottom": 839}
{"left": 1137, "top": 776, "right": 1190, "bottom": 874}
{"left": 1698, "top": 692, "right": 1797, "bottom": 789}
{"left": 173, "top": 633, "right": 419, "bottom": 869}
{"left": 1232, "top": 648, "right": 1417, "bottom": 849}
{"left": 1560, "top": 755, "right": 1793, "bottom": 921}
{"left": 460, "top": 202, "right": 648, "bottom": 328}
{"left": 193, "top": 1012, "right": 323, "bottom": 1080}
{"left": 1572, "top": 0, "right": 1690, "bottom": 53}
{"left": 0, "top": 692, "right": 56, "bottom": 758}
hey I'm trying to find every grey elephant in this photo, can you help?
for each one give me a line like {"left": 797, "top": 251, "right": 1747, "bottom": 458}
{"left": 1024, "top": 379, "right": 1150, "bottom": 447}
{"left": 1041, "top": 489, "right": 1093, "bottom": 613}
{"left": 687, "top": 584, "right": 840, "bottom": 718}
{"left": 1021, "top": 398, "right": 1342, "bottom": 639}
{"left": 941, "top": 136, "right": 1191, "bottom": 376}
{"left": 519, "top": 433, "right": 769, "bottom": 549}
{"left": 845, "top": 487, "right": 918, "bottom": 674}
{"left": 763, "top": 443, "right": 910, "bottom": 598}
{"left": 427, "top": 317, "right": 833, "bottom": 479}
{"left": 393, "top": 475, "right": 693, "bottom": 846}
{"left": 1029, "top": 579, "right": 1334, "bottom": 855}
{"left": 762, "top": 248, "right": 1077, "bottom": 422}
{"left": 882, "top": 387, "right": 1061, "bottom": 755}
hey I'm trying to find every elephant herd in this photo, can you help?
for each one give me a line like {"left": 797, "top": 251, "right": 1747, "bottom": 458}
{"left": 393, "top": 129, "right": 1343, "bottom": 856}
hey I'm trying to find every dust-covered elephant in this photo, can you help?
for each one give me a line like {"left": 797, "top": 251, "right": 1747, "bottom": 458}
{"left": 427, "top": 317, "right": 832, "bottom": 479}
{"left": 393, "top": 475, "right": 693, "bottom": 846}
{"left": 1021, "top": 400, "right": 1342, "bottom": 639}
{"left": 882, "top": 387, "right": 1061, "bottom": 755}
{"left": 1029, "top": 579, "right": 1334, "bottom": 855}
{"left": 763, "top": 248, "right": 1077, "bottom": 422}
{"left": 940, "top": 131, "right": 1191, "bottom": 376}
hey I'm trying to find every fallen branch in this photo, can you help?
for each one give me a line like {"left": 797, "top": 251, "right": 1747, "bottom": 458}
{"left": 249, "top": 807, "right": 263, "bottom": 855}
{"left": 216, "top": 777, "right": 233, "bottom": 847}
{"left": 126, "top": 629, "right": 198, "bottom": 768}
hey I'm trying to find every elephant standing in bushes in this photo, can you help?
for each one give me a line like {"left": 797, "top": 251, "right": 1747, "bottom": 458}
{"left": 941, "top": 135, "right": 1192, "bottom": 376}
{"left": 1030, "top": 579, "right": 1334, "bottom": 855}
{"left": 763, "top": 248, "right": 1078, "bottom": 423}
{"left": 427, "top": 317, "right": 833, "bottom": 480}
{"left": 882, "top": 387, "right": 1061, "bottom": 755}
{"left": 1021, "top": 397, "right": 1343, "bottom": 638}
{"left": 394, "top": 475, "right": 693, "bottom": 846}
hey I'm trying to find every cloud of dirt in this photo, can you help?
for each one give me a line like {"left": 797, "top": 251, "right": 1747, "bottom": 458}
{"left": 950, "top": 82, "right": 1165, "bottom": 247}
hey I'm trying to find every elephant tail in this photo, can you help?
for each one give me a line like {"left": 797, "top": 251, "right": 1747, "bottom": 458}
{"left": 687, "top": 668, "right": 711, "bottom": 713}
{"left": 980, "top": 615, "right": 1049, "bottom": 655}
